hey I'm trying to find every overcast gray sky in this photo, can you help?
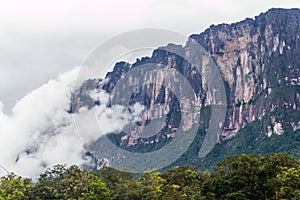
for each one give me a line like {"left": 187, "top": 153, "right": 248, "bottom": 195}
{"left": 1, "top": 0, "right": 300, "bottom": 113}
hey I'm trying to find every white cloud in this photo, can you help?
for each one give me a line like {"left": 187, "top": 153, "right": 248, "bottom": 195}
{"left": 0, "top": 66, "right": 144, "bottom": 178}
{"left": 0, "top": 68, "right": 81, "bottom": 177}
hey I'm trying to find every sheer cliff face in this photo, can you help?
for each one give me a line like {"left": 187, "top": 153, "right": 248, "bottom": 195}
{"left": 192, "top": 8, "right": 300, "bottom": 137}
{"left": 75, "top": 8, "right": 300, "bottom": 147}
{"left": 190, "top": 8, "right": 300, "bottom": 138}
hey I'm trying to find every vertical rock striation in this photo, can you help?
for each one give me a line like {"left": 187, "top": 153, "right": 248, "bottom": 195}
{"left": 73, "top": 8, "right": 300, "bottom": 157}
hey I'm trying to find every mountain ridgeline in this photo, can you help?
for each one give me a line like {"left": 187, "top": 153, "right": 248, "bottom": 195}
{"left": 73, "top": 8, "right": 300, "bottom": 170}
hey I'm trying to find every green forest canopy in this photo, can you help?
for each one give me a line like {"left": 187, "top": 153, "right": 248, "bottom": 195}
{"left": 1, "top": 153, "right": 300, "bottom": 200}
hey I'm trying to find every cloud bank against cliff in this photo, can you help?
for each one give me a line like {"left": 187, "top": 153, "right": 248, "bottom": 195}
{"left": 0, "top": 67, "right": 141, "bottom": 178}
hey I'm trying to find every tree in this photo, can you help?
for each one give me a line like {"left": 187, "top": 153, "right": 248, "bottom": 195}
{"left": 112, "top": 179, "right": 145, "bottom": 200}
{"left": 0, "top": 173, "right": 33, "bottom": 200}
{"left": 33, "top": 164, "right": 67, "bottom": 199}
{"left": 258, "top": 153, "right": 300, "bottom": 199}
{"left": 80, "top": 179, "right": 111, "bottom": 200}
{"left": 275, "top": 167, "right": 300, "bottom": 199}
{"left": 161, "top": 166, "right": 208, "bottom": 199}
{"left": 94, "top": 167, "right": 133, "bottom": 190}
{"left": 34, "top": 165, "right": 111, "bottom": 200}
{"left": 140, "top": 171, "right": 166, "bottom": 200}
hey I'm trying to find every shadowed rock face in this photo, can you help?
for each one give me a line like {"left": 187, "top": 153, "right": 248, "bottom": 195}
{"left": 73, "top": 9, "right": 300, "bottom": 164}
